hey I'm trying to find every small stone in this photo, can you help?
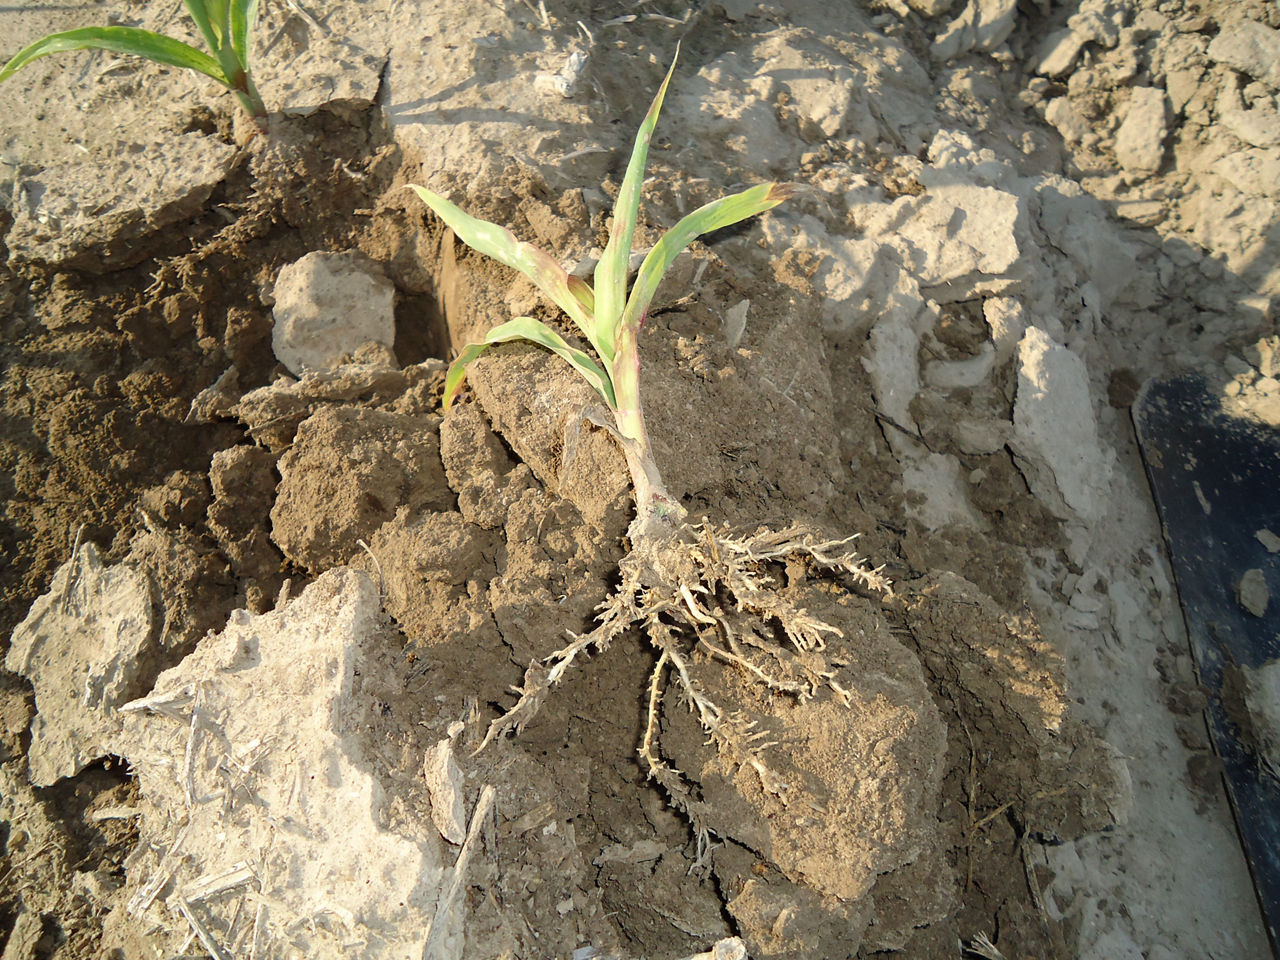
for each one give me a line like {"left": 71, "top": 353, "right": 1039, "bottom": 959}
{"left": 1112, "top": 199, "right": 1167, "bottom": 225}
{"left": 864, "top": 319, "right": 921, "bottom": 434}
{"left": 1114, "top": 87, "right": 1168, "bottom": 177}
{"left": 1226, "top": 355, "right": 1255, "bottom": 378}
{"left": 1035, "top": 29, "right": 1086, "bottom": 77}
{"left": 423, "top": 737, "right": 467, "bottom": 845}
{"left": 1068, "top": 8, "right": 1120, "bottom": 48}
{"left": 932, "top": 0, "right": 1017, "bottom": 61}
{"left": 983, "top": 296, "right": 1026, "bottom": 366}
{"left": 1258, "top": 337, "right": 1280, "bottom": 378}
{"left": 902, "top": 450, "right": 985, "bottom": 529}
{"left": 786, "top": 62, "right": 859, "bottom": 140}
{"left": 1011, "top": 327, "right": 1113, "bottom": 522}
{"left": 1045, "top": 96, "right": 1092, "bottom": 145}
{"left": 1237, "top": 568, "right": 1269, "bottom": 617}
{"left": 1256, "top": 529, "right": 1280, "bottom": 553}
{"left": 1208, "top": 19, "right": 1280, "bottom": 92}
{"left": 896, "top": 184, "right": 1023, "bottom": 295}
{"left": 534, "top": 50, "right": 588, "bottom": 99}
{"left": 272, "top": 252, "right": 398, "bottom": 376}
{"left": 1130, "top": 9, "right": 1169, "bottom": 38}
{"left": 723, "top": 299, "right": 751, "bottom": 348}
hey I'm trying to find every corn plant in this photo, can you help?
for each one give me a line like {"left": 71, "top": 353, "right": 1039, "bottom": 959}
{"left": 411, "top": 53, "right": 788, "bottom": 542}
{"left": 0, "top": 0, "right": 266, "bottom": 123}
{"left": 411, "top": 52, "right": 890, "bottom": 847}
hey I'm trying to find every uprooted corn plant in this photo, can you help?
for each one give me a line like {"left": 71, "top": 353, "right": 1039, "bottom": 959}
{"left": 411, "top": 53, "right": 891, "bottom": 848}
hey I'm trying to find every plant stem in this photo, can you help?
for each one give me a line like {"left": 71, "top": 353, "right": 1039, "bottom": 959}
{"left": 213, "top": 38, "right": 266, "bottom": 120}
{"left": 229, "top": 67, "right": 266, "bottom": 121}
{"left": 611, "top": 323, "right": 685, "bottom": 541}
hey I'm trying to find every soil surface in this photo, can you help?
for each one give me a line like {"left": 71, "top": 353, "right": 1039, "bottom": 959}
{"left": 1, "top": 0, "right": 1276, "bottom": 958}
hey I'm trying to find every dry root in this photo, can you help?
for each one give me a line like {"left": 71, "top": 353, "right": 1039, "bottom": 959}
{"left": 474, "top": 520, "right": 891, "bottom": 843}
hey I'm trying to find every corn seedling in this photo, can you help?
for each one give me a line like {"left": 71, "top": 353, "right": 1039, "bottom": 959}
{"left": 0, "top": 0, "right": 266, "bottom": 123}
{"left": 411, "top": 52, "right": 890, "bottom": 845}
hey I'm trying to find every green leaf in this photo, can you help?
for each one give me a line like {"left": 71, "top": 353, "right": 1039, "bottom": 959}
{"left": 411, "top": 185, "right": 598, "bottom": 349}
{"left": 622, "top": 182, "right": 793, "bottom": 332}
{"left": 593, "top": 49, "right": 679, "bottom": 364}
{"left": 229, "top": 0, "right": 258, "bottom": 69}
{"left": 0, "top": 27, "right": 227, "bottom": 87}
{"left": 443, "top": 317, "right": 617, "bottom": 411}
{"left": 182, "top": 0, "right": 222, "bottom": 56}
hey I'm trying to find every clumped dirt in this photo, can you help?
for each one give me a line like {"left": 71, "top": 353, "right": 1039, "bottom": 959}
{"left": 1, "top": 0, "right": 1276, "bottom": 957}
{"left": 0, "top": 98, "right": 408, "bottom": 951}
{"left": 0, "top": 110, "right": 1120, "bottom": 953}
{"left": 0, "top": 104, "right": 400, "bottom": 628}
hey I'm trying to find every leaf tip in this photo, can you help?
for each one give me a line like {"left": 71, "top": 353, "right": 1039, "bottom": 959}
{"left": 769, "top": 182, "right": 799, "bottom": 205}
{"left": 442, "top": 358, "right": 469, "bottom": 412}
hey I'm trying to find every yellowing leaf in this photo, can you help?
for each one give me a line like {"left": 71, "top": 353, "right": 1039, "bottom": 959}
{"left": 593, "top": 49, "right": 679, "bottom": 364}
{"left": 443, "top": 317, "right": 616, "bottom": 410}
{"left": 622, "top": 182, "right": 792, "bottom": 333}
{"left": 410, "top": 186, "right": 598, "bottom": 349}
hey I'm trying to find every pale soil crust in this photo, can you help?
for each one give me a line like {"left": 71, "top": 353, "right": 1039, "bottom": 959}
{"left": 0, "top": 1, "right": 1275, "bottom": 958}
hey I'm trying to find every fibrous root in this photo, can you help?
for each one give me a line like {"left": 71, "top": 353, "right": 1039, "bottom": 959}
{"left": 474, "top": 520, "right": 891, "bottom": 845}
